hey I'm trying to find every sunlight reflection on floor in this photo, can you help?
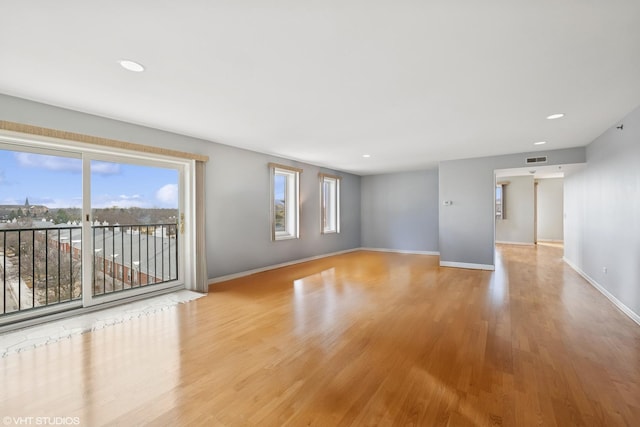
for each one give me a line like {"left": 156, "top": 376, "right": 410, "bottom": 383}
{"left": 0, "top": 290, "right": 203, "bottom": 357}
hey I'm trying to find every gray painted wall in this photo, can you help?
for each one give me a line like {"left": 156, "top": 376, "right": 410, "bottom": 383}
{"left": 495, "top": 176, "right": 535, "bottom": 244}
{"left": 439, "top": 147, "right": 586, "bottom": 268}
{"left": 536, "top": 178, "right": 564, "bottom": 242}
{"left": 564, "top": 105, "right": 640, "bottom": 318}
{"left": 0, "top": 94, "right": 361, "bottom": 279}
{"left": 361, "top": 169, "right": 439, "bottom": 252}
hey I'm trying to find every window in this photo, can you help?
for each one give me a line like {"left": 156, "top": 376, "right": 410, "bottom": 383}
{"left": 320, "top": 173, "right": 340, "bottom": 234}
{"left": 270, "top": 163, "right": 301, "bottom": 240}
{"left": 496, "top": 183, "right": 506, "bottom": 220}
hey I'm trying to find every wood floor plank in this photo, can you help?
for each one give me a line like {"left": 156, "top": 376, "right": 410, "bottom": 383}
{"left": 1, "top": 245, "right": 640, "bottom": 426}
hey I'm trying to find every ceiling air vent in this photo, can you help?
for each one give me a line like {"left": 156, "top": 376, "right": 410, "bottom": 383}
{"left": 525, "top": 156, "right": 547, "bottom": 164}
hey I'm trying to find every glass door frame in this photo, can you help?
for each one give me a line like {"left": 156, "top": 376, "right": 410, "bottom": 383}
{"left": 0, "top": 130, "right": 196, "bottom": 325}
{"left": 0, "top": 139, "right": 85, "bottom": 324}
{"left": 81, "top": 152, "right": 190, "bottom": 308}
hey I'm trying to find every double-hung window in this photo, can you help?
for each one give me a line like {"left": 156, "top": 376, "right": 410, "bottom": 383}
{"left": 320, "top": 173, "right": 340, "bottom": 234}
{"left": 270, "top": 163, "right": 301, "bottom": 240}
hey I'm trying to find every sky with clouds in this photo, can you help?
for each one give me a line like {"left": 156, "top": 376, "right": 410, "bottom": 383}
{"left": 0, "top": 149, "right": 179, "bottom": 209}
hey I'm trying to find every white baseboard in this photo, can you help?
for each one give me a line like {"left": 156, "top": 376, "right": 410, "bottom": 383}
{"left": 360, "top": 247, "right": 440, "bottom": 256}
{"left": 537, "top": 239, "right": 564, "bottom": 243}
{"left": 495, "top": 241, "right": 535, "bottom": 246}
{"left": 563, "top": 257, "right": 640, "bottom": 327}
{"left": 208, "top": 248, "right": 359, "bottom": 284}
{"left": 439, "top": 261, "right": 495, "bottom": 271}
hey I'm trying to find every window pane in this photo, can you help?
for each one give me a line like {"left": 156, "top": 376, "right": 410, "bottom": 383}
{"left": 90, "top": 160, "right": 179, "bottom": 296}
{"left": 321, "top": 176, "right": 339, "bottom": 233}
{"left": 322, "top": 181, "right": 330, "bottom": 230}
{"left": 271, "top": 165, "right": 299, "bottom": 240}
{"left": 274, "top": 173, "right": 286, "bottom": 232}
{"left": 0, "top": 148, "right": 83, "bottom": 316}
{"left": 496, "top": 185, "right": 503, "bottom": 219}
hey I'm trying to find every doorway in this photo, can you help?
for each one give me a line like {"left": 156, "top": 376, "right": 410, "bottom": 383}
{"left": 493, "top": 164, "right": 577, "bottom": 250}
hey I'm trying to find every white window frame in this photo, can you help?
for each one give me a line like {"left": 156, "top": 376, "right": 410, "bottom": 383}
{"left": 270, "top": 163, "right": 302, "bottom": 241}
{"left": 320, "top": 173, "right": 340, "bottom": 234}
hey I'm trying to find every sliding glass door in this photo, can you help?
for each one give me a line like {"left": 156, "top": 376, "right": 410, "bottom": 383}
{"left": 1, "top": 137, "right": 189, "bottom": 324}
{"left": 86, "top": 157, "right": 183, "bottom": 305}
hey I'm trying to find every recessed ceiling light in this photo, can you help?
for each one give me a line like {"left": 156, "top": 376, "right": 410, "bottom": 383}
{"left": 362, "top": 154, "right": 371, "bottom": 158}
{"left": 534, "top": 141, "right": 547, "bottom": 145}
{"left": 546, "top": 113, "right": 564, "bottom": 120}
{"left": 118, "top": 59, "right": 145, "bottom": 72}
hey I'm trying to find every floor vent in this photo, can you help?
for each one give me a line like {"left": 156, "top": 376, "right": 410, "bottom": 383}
{"left": 526, "top": 156, "right": 547, "bottom": 164}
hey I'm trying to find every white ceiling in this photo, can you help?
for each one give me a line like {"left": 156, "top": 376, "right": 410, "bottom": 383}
{"left": 1, "top": 1, "right": 639, "bottom": 175}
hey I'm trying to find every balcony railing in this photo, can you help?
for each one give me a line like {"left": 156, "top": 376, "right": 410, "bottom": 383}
{"left": 92, "top": 224, "right": 178, "bottom": 296}
{"left": 0, "top": 223, "right": 178, "bottom": 317}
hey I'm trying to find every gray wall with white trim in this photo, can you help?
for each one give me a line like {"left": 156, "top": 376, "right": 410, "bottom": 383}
{"left": 439, "top": 147, "right": 586, "bottom": 268}
{"left": 361, "top": 169, "right": 439, "bottom": 252}
{"left": 564, "top": 104, "right": 640, "bottom": 318}
{"left": 536, "top": 178, "right": 564, "bottom": 242}
{"left": 495, "top": 175, "right": 535, "bottom": 245}
{"left": 0, "top": 94, "right": 361, "bottom": 280}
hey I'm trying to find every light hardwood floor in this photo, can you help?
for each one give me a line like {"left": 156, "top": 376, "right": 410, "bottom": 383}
{"left": 1, "top": 245, "right": 639, "bottom": 426}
